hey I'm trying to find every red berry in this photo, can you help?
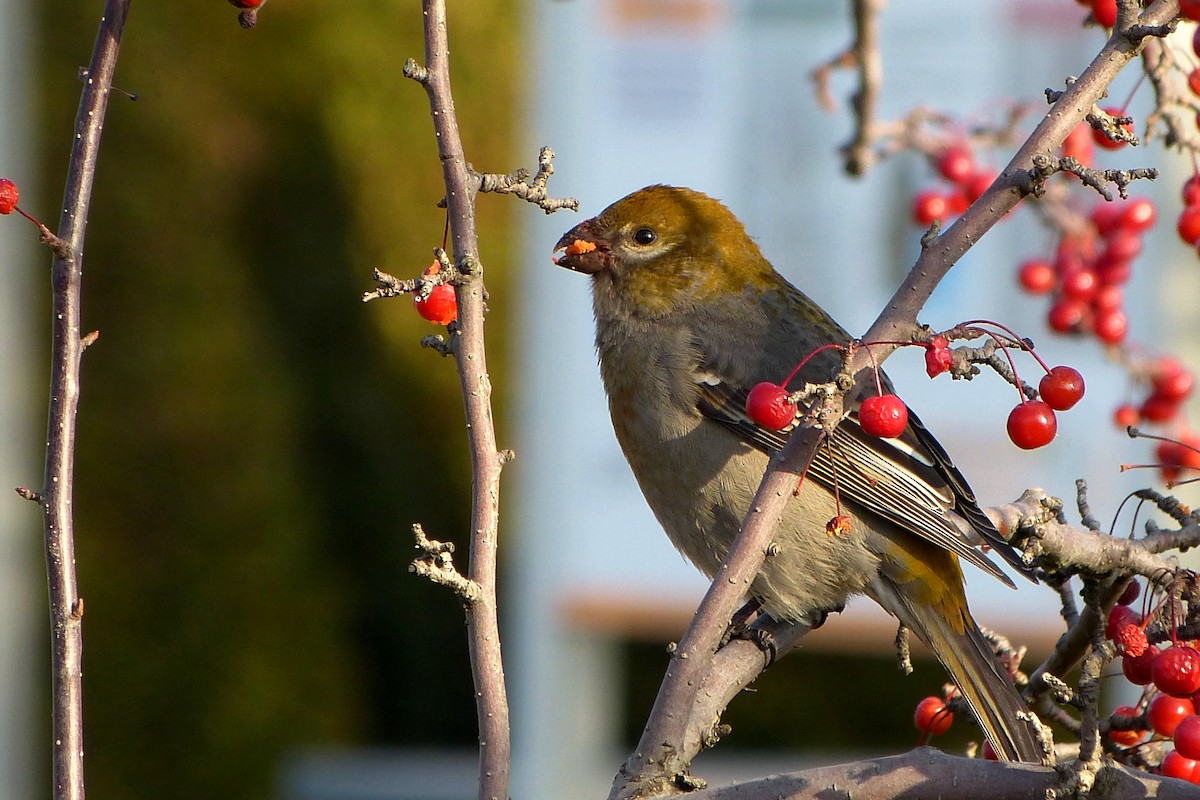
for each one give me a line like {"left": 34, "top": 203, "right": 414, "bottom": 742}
{"left": 1161, "top": 750, "right": 1200, "bottom": 782}
{"left": 1095, "top": 256, "right": 1132, "bottom": 286}
{"left": 1113, "top": 404, "right": 1139, "bottom": 428}
{"left": 1090, "top": 0, "right": 1117, "bottom": 26}
{"left": 414, "top": 283, "right": 458, "bottom": 325}
{"left": 1194, "top": 24, "right": 1200, "bottom": 56}
{"left": 1038, "top": 366, "right": 1086, "bottom": 411}
{"left": 1157, "top": 435, "right": 1200, "bottom": 483}
{"left": 1118, "top": 196, "right": 1157, "bottom": 233}
{"left": 1150, "top": 695, "right": 1196, "bottom": 737}
{"left": 1107, "top": 604, "right": 1141, "bottom": 640}
{"left": 1141, "top": 392, "right": 1180, "bottom": 423}
{"left": 924, "top": 337, "right": 953, "bottom": 378}
{"left": 937, "top": 145, "right": 975, "bottom": 184}
{"left": 1109, "top": 729, "right": 1144, "bottom": 746}
{"left": 961, "top": 170, "right": 995, "bottom": 203}
{"left": 1190, "top": 68, "right": 1200, "bottom": 97}
{"left": 745, "top": 382, "right": 797, "bottom": 431}
{"left": 1179, "top": 207, "right": 1200, "bottom": 245}
{"left": 1185, "top": 176, "right": 1200, "bottom": 206}
{"left": 1180, "top": 434, "right": 1200, "bottom": 470}
{"left": 229, "top": 0, "right": 265, "bottom": 7}
{"left": 1177, "top": 715, "right": 1200, "bottom": 760}
{"left": 1154, "top": 646, "right": 1200, "bottom": 698}
{"left": 1093, "top": 106, "right": 1133, "bottom": 151}
{"left": 860, "top": 394, "right": 908, "bottom": 439}
{"left": 1125, "top": 645, "right": 1161, "bottom": 685}
{"left": 1061, "top": 122, "right": 1095, "bottom": 167}
{"left": 946, "top": 189, "right": 969, "bottom": 216}
{"left": 0, "top": 178, "right": 16, "bottom": 215}
{"left": 1007, "top": 401, "right": 1058, "bottom": 450}
{"left": 1061, "top": 269, "right": 1099, "bottom": 301}
{"left": 1108, "top": 704, "right": 1145, "bottom": 746}
{"left": 1091, "top": 284, "right": 1123, "bottom": 313}
{"left": 1154, "top": 360, "right": 1195, "bottom": 403}
{"left": 1117, "top": 580, "right": 1141, "bottom": 606}
{"left": 914, "top": 696, "right": 954, "bottom": 735}
{"left": 1159, "top": 440, "right": 1187, "bottom": 484}
{"left": 1047, "top": 298, "right": 1088, "bottom": 333}
{"left": 1102, "top": 229, "right": 1143, "bottom": 263}
{"left": 1094, "top": 308, "right": 1129, "bottom": 345}
{"left": 1091, "top": 202, "right": 1124, "bottom": 237}
{"left": 1018, "top": 259, "right": 1056, "bottom": 294}
{"left": 912, "top": 190, "right": 948, "bottom": 227}
{"left": 1115, "top": 624, "right": 1148, "bottom": 657}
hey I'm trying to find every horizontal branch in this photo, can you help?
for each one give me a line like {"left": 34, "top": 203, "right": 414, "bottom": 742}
{"left": 684, "top": 748, "right": 1195, "bottom": 800}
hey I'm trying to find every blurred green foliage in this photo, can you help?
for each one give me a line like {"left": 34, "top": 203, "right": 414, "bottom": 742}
{"left": 33, "top": 2, "right": 516, "bottom": 797}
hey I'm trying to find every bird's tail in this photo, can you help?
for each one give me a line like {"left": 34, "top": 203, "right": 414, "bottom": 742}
{"left": 875, "top": 583, "right": 1045, "bottom": 763}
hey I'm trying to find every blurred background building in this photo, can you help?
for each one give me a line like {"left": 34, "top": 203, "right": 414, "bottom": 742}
{"left": 1, "top": 1, "right": 1197, "bottom": 799}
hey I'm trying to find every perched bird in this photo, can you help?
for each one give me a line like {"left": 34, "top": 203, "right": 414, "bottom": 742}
{"left": 553, "top": 184, "right": 1042, "bottom": 762}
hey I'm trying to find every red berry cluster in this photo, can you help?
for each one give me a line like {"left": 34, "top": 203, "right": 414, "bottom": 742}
{"left": 746, "top": 381, "right": 909, "bottom": 440}
{"left": 924, "top": 329, "right": 1084, "bottom": 450}
{"left": 1132, "top": 358, "right": 1195, "bottom": 428}
{"left": 1004, "top": 363, "right": 1087, "bottom": 452}
{"left": 1104, "top": 583, "right": 1200, "bottom": 781}
{"left": 748, "top": 331, "right": 1084, "bottom": 452}
{"left": 745, "top": 344, "right": 910, "bottom": 440}
{"left": 413, "top": 261, "right": 458, "bottom": 325}
{"left": 1016, "top": 194, "right": 1152, "bottom": 347}
{"left": 910, "top": 144, "right": 997, "bottom": 227}
{"left": 1109, "top": 356, "right": 1199, "bottom": 484}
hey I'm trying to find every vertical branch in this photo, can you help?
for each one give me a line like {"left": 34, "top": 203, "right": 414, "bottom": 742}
{"left": 843, "top": 0, "right": 885, "bottom": 176}
{"left": 39, "top": 2, "right": 133, "bottom": 800}
{"left": 411, "top": 3, "right": 510, "bottom": 799}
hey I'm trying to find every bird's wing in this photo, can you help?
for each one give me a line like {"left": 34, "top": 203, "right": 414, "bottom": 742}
{"left": 693, "top": 369, "right": 1031, "bottom": 587}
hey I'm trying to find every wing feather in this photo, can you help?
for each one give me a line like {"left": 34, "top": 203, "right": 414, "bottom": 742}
{"left": 694, "top": 372, "right": 1033, "bottom": 586}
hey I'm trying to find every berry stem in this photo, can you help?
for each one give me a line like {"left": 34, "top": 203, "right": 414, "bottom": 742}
{"left": 960, "top": 317, "right": 1051, "bottom": 373}
{"left": 860, "top": 342, "right": 885, "bottom": 395}
{"left": 1119, "top": 70, "right": 1147, "bottom": 113}
{"left": 781, "top": 343, "right": 846, "bottom": 389}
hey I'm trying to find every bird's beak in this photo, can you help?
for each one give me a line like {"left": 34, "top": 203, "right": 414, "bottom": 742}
{"left": 553, "top": 218, "right": 608, "bottom": 275}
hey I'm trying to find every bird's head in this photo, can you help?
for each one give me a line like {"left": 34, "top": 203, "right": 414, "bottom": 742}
{"left": 553, "top": 185, "right": 776, "bottom": 316}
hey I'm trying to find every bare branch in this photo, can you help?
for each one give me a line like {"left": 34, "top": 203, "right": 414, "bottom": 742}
{"left": 409, "top": 524, "right": 480, "bottom": 603}
{"left": 680, "top": 749, "right": 1195, "bottom": 800}
{"left": 36, "top": 3, "right": 134, "bottom": 799}
{"left": 407, "top": 3, "right": 514, "bottom": 797}
{"left": 475, "top": 147, "right": 579, "bottom": 214}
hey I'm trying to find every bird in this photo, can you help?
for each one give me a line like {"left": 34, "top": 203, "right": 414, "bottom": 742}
{"left": 552, "top": 184, "right": 1042, "bottom": 763}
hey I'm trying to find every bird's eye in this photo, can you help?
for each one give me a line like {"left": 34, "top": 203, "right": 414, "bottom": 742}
{"left": 632, "top": 227, "right": 656, "bottom": 245}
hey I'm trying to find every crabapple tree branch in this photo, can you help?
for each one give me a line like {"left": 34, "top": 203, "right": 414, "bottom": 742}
{"left": 400, "top": 4, "right": 573, "bottom": 799}
{"left": 405, "top": 3, "right": 513, "bottom": 798}
{"left": 680, "top": 749, "right": 1199, "bottom": 800}
{"left": 27, "top": 3, "right": 135, "bottom": 799}
{"left": 611, "top": 424, "right": 825, "bottom": 800}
